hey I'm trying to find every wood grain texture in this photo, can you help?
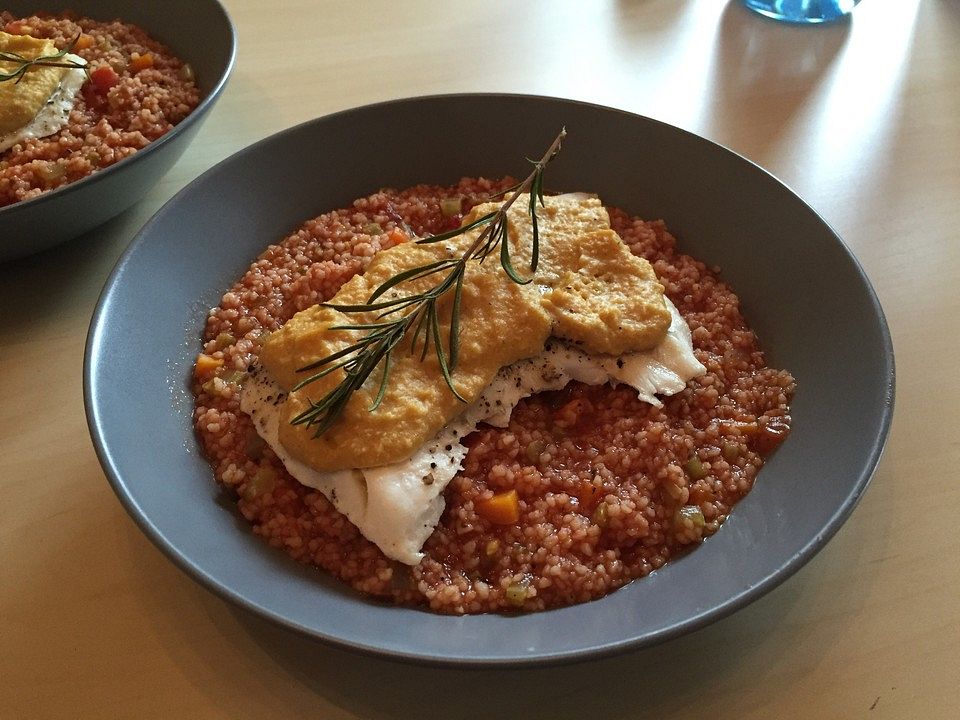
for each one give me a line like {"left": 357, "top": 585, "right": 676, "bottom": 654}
{"left": 2, "top": 0, "right": 957, "bottom": 717}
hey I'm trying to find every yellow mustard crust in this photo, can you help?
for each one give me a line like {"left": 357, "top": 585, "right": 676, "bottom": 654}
{"left": 467, "top": 196, "right": 671, "bottom": 355}
{"left": 0, "top": 32, "right": 69, "bottom": 136}
{"left": 260, "top": 194, "right": 671, "bottom": 471}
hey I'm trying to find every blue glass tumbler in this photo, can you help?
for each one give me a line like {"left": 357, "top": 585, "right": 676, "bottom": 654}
{"left": 741, "top": 0, "right": 861, "bottom": 24}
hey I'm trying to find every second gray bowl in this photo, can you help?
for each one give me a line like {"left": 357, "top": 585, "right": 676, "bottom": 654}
{"left": 0, "top": 0, "right": 236, "bottom": 262}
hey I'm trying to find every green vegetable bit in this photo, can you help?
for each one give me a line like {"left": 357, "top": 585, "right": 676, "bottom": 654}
{"left": 592, "top": 502, "right": 609, "bottom": 529}
{"left": 440, "top": 196, "right": 462, "bottom": 217}
{"left": 505, "top": 582, "right": 529, "bottom": 607}
{"left": 676, "top": 504, "right": 705, "bottom": 529}
{"left": 685, "top": 456, "right": 708, "bottom": 480}
{"left": 722, "top": 441, "right": 741, "bottom": 462}
{"left": 525, "top": 439, "right": 546, "bottom": 463}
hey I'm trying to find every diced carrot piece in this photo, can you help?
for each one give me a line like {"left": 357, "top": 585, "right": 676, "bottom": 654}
{"left": 753, "top": 416, "right": 791, "bottom": 455}
{"left": 577, "top": 483, "right": 603, "bottom": 513}
{"left": 386, "top": 227, "right": 409, "bottom": 245}
{"left": 75, "top": 33, "right": 95, "bottom": 51}
{"left": 130, "top": 52, "right": 154, "bottom": 72}
{"left": 475, "top": 489, "right": 520, "bottom": 525}
{"left": 89, "top": 65, "right": 119, "bottom": 92}
{"left": 194, "top": 353, "right": 223, "bottom": 378}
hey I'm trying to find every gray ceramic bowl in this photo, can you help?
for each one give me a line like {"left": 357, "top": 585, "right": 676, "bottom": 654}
{"left": 85, "top": 94, "right": 894, "bottom": 667}
{"left": 0, "top": 0, "right": 235, "bottom": 262}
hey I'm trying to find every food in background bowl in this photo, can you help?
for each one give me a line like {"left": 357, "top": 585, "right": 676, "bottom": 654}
{"left": 192, "top": 137, "right": 795, "bottom": 614}
{"left": 0, "top": 11, "right": 200, "bottom": 208}
{"left": 0, "top": 1, "right": 233, "bottom": 263}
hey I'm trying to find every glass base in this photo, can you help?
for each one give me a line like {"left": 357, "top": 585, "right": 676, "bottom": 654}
{"left": 741, "top": 0, "right": 860, "bottom": 24}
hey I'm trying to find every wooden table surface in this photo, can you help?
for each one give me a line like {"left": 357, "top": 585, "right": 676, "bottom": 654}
{"left": 3, "top": 0, "right": 957, "bottom": 717}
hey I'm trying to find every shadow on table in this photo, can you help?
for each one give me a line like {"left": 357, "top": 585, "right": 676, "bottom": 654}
{"left": 701, "top": 2, "right": 851, "bottom": 161}
{"left": 219, "top": 560, "right": 816, "bottom": 719}
{"left": 205, "top": 505, "right": 883, "bottom": 720}
{"left": 73, "top": 459, "right": 892, "bottom": 718}
{"left": 0, "top": 208, "right": 138, "bottom": 336}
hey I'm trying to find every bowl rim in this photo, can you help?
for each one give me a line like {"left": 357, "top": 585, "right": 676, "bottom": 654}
{"left": 0, "top": 0, "right": 237, "bottom": 219}
{"left": 85, "top": 92, "right": 896, "bottom": 667}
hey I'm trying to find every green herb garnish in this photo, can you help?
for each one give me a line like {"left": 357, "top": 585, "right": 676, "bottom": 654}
{"left": 0, "top": 33, "right": 87, "bottom": 84}
{"left": 289, "top": 128, "right": 567, "bottom": 437}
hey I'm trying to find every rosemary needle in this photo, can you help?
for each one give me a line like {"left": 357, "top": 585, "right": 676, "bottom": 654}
{"left": 290, "top": 129, "right": 567, "bottom": 437}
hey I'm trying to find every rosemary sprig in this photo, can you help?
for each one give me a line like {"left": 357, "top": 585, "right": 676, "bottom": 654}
{"left": 289, "top": 128, "right": 567, "bottom": 436}
{"left": 0, "top": 34, "right": 87, "bottom": 84}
